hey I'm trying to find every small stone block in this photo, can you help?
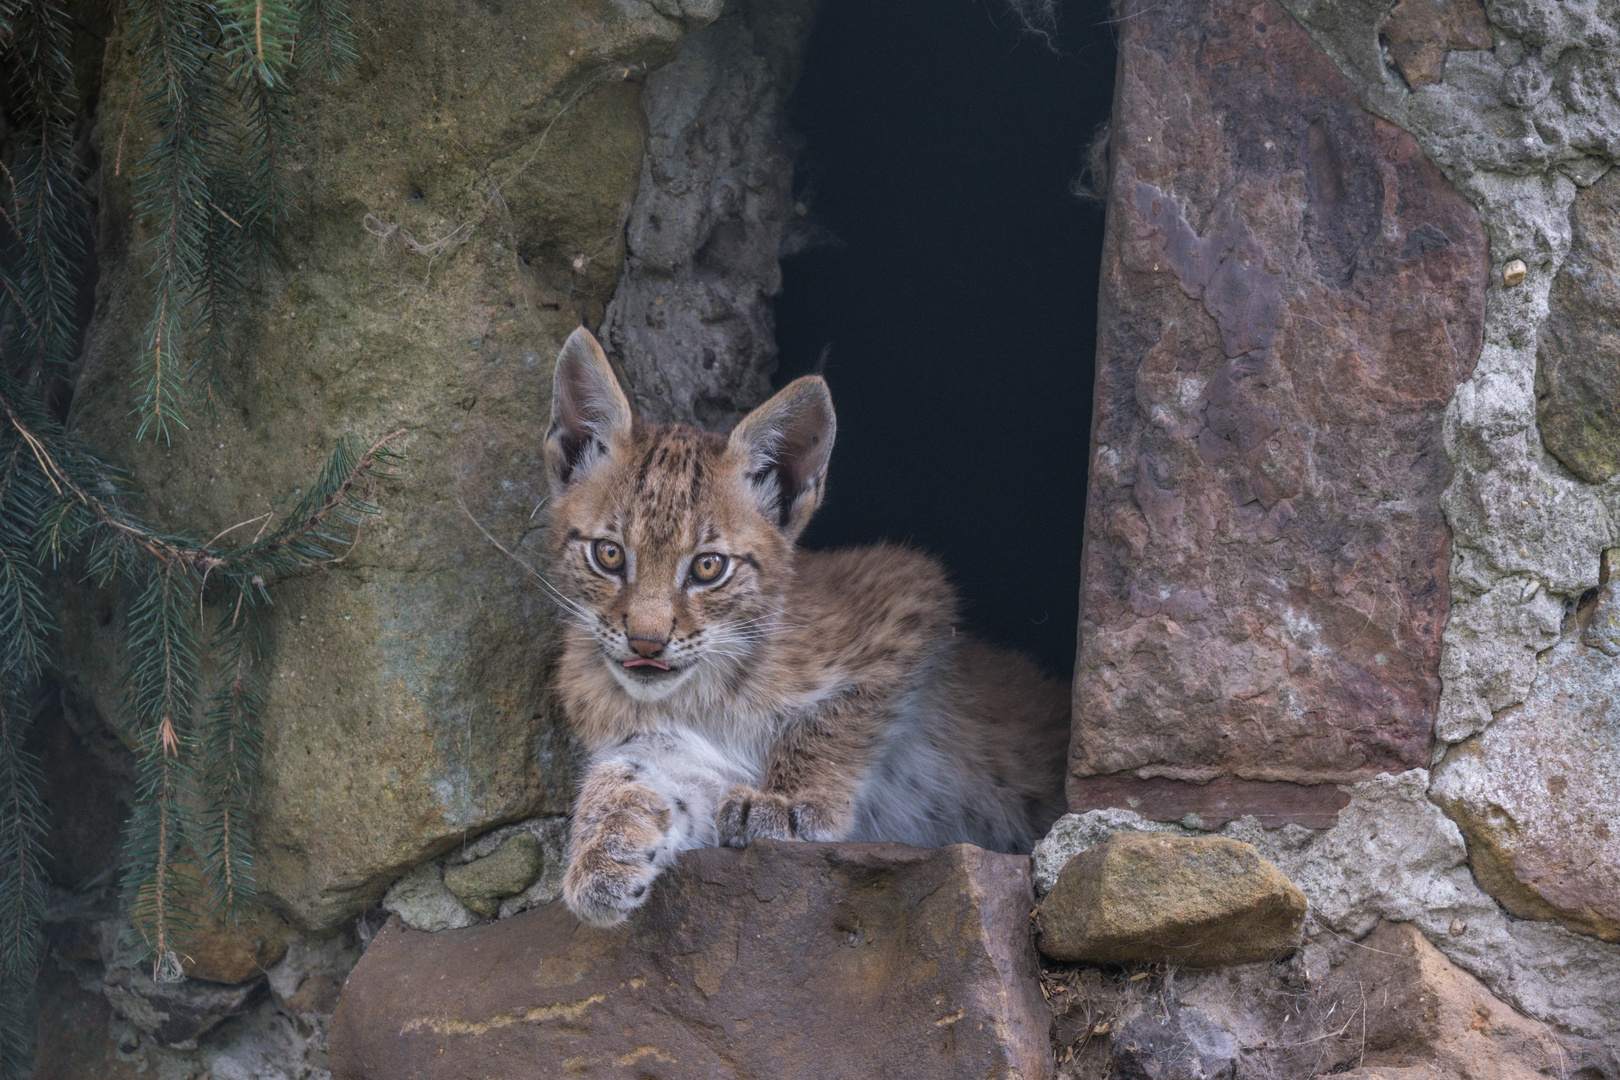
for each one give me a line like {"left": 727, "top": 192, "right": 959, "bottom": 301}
{"left": 1036, "top": 834, "right": 1306, "bottom": 967}
{"left": 1503, "top": 258, "right": 1528, "bottom": 286}
{"left": 442, "top": 833, "right": 543, "bottom": 917}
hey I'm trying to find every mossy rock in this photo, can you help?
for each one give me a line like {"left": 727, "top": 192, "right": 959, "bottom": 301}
{"left": 63, "top": 0, "right": 721, "bottom": 931}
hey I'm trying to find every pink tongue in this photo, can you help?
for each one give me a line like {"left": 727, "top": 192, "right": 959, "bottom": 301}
{"left": 624, "top": 658, "right": 671, "bottom": 671}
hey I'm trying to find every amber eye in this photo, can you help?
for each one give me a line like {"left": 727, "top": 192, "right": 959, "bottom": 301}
{"left": 592, "top": 539, "right": 626, "bottom": 574}
{"left": 690, "top": 553, "right": 728, "bottom": 584}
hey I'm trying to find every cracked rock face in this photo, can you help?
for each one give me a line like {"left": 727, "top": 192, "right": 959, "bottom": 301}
{"left": 1072, "top": 0, "right": 1487, "bottom": 820}
{"left": 331, "top": 842, "right": 1053, "bottom": 1080}
{"left": 602, "top": 0, "right": 816, "bottom": 430}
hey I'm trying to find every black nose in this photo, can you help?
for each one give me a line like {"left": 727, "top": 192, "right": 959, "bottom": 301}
{"left": 628, "top": 637, "right": 667, "bottom": 658}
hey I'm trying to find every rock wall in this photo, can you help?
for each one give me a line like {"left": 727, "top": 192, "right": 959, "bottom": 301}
{"left": 1073, "top": 0, "right": 1620, "bottom": 1050}
{"left": 42, "top": 0, "right": 809, "bottom": 1073}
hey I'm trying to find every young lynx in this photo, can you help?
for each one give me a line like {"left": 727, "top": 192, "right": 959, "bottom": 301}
{"left": 545, "top": 327, "right": 1068, "bottom": 926}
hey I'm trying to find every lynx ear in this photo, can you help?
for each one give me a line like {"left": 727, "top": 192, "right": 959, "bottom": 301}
{"left": 546, "top": 327, "right": 633, "bottom": 490}
{"left": 729, "top": 376, "right": 836, "bottom": 541}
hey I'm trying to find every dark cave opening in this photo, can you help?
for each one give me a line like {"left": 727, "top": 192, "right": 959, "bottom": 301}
{"left": 773, "top": 0, "right": 1117, "bottom": 677}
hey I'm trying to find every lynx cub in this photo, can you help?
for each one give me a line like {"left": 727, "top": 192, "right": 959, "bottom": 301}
{"left": 546, "top": 327, "right": 1068, "bottom": 926}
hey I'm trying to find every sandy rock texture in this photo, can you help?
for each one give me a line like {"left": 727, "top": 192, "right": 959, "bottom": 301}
{"left": 1036, "top": 834, "right": 1306, "bottom": 967}
{"left": 1072, "top": 0, "right": 1488, "bottom": 825}
{"left": 64, "top": 0, "right": 710, "bottom": 934}
{"left": 330, "top": 842, "right": 1054, "bottom": 1080}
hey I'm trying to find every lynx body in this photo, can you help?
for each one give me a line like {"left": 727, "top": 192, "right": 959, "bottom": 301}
{"left": 544, "top": 328, "right": 1068, "bottom": 926}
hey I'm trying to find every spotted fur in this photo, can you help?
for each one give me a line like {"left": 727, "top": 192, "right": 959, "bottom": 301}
{"left": 544, "top": 327, "right": 1069, "bottom": 926}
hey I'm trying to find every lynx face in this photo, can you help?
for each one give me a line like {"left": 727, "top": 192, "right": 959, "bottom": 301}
{"left": 543, "top": 328, "right": 834, "bottom": 706}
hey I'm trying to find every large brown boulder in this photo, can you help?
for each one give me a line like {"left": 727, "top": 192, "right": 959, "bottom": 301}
{"left": 62, "top": 0, "right": 728, "bottom": 931}
{"left": 330, "top": 841, "right": 1054, "bottom": 1080}
{"left": 1070, "top": 0, "right": 1487, "bottom": 826}
{"left": 1035, "top": 834, "right": 1306, "bottom": 968}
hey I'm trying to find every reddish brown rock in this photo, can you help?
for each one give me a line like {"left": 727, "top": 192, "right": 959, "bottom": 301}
{"left": 1381, "top": 0, "right": 1493, "bottom": 88}
{"left": 330, "top": 841, "right": 1053, "bottom": 1080}
{"left": 1072, "top": 0, "right": 1487, "bottom": 822}
{"left": 1067, "top": 775, "right": 1349, "bottom": 829}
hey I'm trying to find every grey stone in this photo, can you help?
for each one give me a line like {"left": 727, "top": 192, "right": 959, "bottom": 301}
{"left": 602, "top": 0, "right": 818, "bottom": 430}
{"left": 1432, "top": 633, "right": 1620, "bottom": 942}
{"left": 442, "top": 833, "right": 543, "bottom": 918}
{"left": 99, "top": 965, "right": 260, "bottom": 1050}
{"left": 1584, "top": 578, "right": 1620, "bottom": 656}
{"left": 382, "top": 863, "right": 476, "bottom": 933}
{"left": 1037, "top": 771, "right": 1620, "bottom": 1046}
{"left": 1032, "top": 809, "right": 1193, "bottom": 897}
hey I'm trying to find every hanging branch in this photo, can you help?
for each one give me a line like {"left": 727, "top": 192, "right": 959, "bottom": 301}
{"left": 0, "top": 0, "right": 365, "bottom": 1067}
{"left": 1, "top": 0, "right": 83, "bottom": 385}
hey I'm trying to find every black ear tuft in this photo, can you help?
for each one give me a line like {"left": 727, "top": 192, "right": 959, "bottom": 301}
{"left": 728, "top": 377, "right": 836, "bottom": 541}
{"left": 545, "top": 327, "right": 633, "bottom": 490}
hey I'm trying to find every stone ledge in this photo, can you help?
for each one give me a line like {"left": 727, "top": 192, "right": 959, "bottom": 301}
{"left": 330, "top": 841, "right": 1054, "bottom": 1080}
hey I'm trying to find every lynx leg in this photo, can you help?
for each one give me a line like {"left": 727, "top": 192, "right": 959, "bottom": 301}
{"left": 562, "top": 732, "right": 740, "bottom": 925}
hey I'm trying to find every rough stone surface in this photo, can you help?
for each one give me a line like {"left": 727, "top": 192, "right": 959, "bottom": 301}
{"left": 382, "top": 862, "right": 477, "bottom": 933}
{"left": 1163, "top": 919, "right": 1619, "bottom": 1080}
{"left": 1431, "top": 632, "right": 1620, "bottom": 942}
{"left": 1265, "top": 0, "right": 1620, "bottom": 1045}
{"left": 331, "top": 842, "right": 1053, "bottom": 1080}
{"left": 602, "top": 0, "right": 816, "bottom": 429}
{"left": 441, "top": 833, "right": 543, "bottom": 917}
{"left": 1067, "top": 776, "right": 1349, "bottom": 832}
{"left": 33, "top": 921, "right": 364, "bottom": 1079}
{"left": 1277, "top": 0, "right": 1620, "bottom": 781}
{"left": 1106, "top": 1005, "right": 1237, "bottom": 1080}
{"left": 177, "top": 904, "right": 293, "bottom": 985}
{"left": 1073, "top": 0, "right": 1487, "bottom": 818}
{"left": 1537, "top": 166, "right": 1620, "bottom": 484}
{"left": 381, "top": 814, "right": 569, "bottom": 930}
{"left": 60, "top": 0, "right": 724, "bottom": 933}
{"left": 1037, "top": 834, "right": 1306, "bottom": 967}
{"left": 1308, "top": 921, "right": 1588, "bottom": 1079}
{"left": 1039, "top": 772, "right": 1620, "bottom": 1048}
{"left": 1585, "top": 574, "right": 1620, "bottom": 655}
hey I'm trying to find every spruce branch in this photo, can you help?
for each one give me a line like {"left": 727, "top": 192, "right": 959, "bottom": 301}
{"left": 3, "top": 0, "right": 85, "bottom": 385}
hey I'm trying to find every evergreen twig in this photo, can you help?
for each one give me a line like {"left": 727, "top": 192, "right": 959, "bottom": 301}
{"left": 0, "top": 1, "right": 367, "bottom": 1070}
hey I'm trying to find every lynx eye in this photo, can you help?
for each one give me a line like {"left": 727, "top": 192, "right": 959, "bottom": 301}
{"left": 591, "top": 539, "right": 626, "bottom": 574}
{"left": 689, "top": 553, "right": 728, "bottom": 584}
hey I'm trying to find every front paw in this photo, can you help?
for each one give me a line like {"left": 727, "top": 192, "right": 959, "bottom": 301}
{"left": 563, "top": 791, "right": 672, "bottom": 926}
{"left": 716, "top": 786, "right": 821, "bottom": 847}
{"left": 563, "top": 837, "right": 662, "bottom": 927}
